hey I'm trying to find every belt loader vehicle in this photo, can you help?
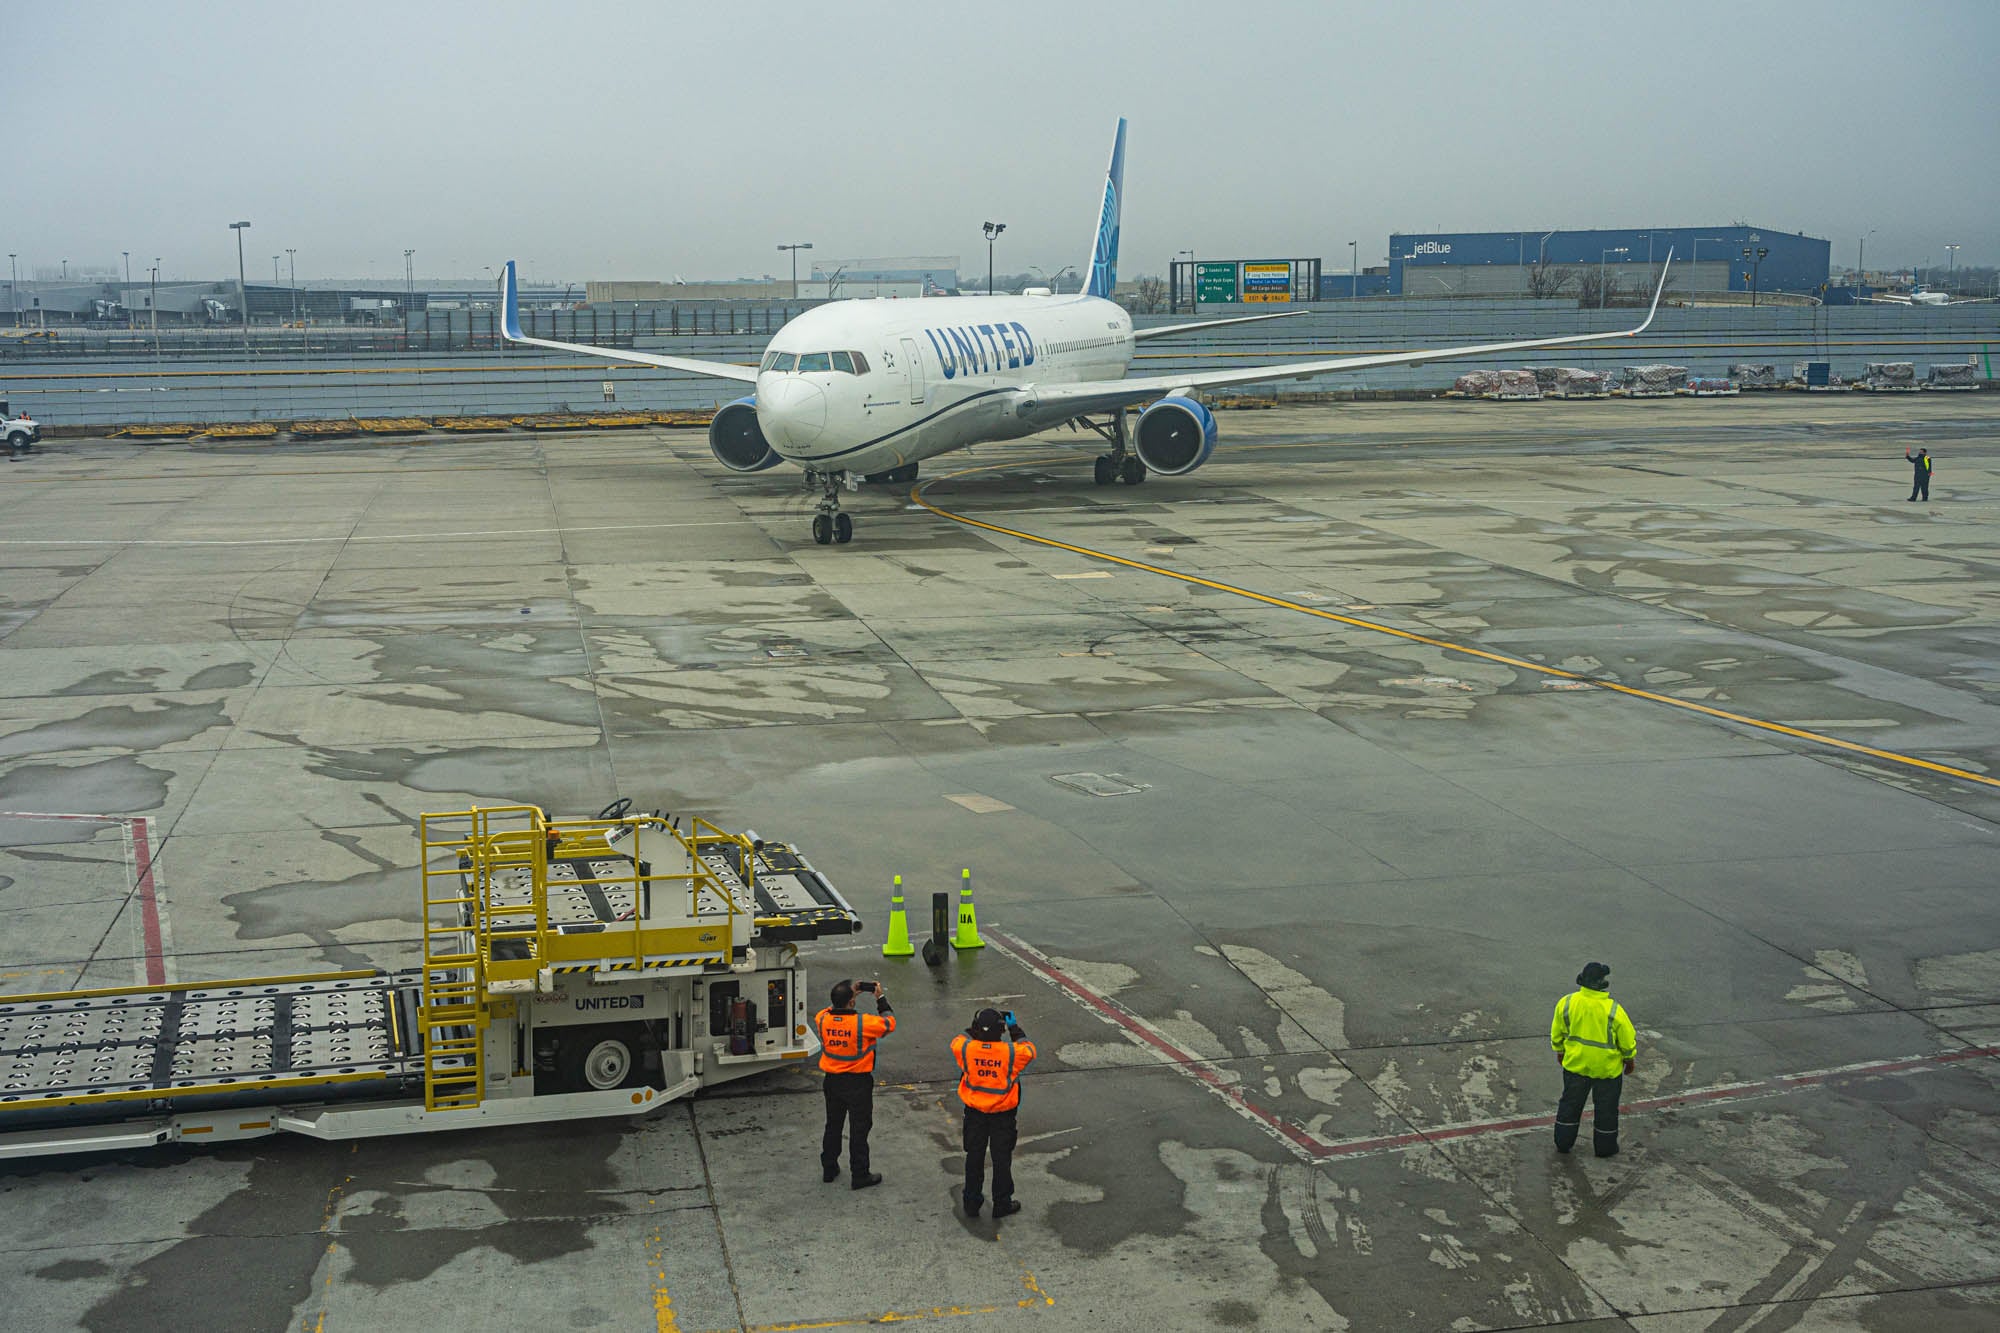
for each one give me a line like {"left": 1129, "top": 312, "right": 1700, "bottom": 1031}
{"left": 0, "top": 800, "right": 860, "bottom": 1160}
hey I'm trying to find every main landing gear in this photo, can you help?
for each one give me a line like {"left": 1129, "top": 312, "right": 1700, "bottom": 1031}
{"left": 806, "top": 469, "right": 855, "bottom": 546}
{"left": 1082, "top": 412, "right": 1147, "bottom": 486}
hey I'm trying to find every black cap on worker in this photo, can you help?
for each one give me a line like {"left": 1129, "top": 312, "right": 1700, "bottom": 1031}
{"left": 969, "top": 1008, "right": 1005, "bottom": 1038}
{"left": 1576, "top": 962, "right": 1611, "bottom": 989}
{"left": 830, "top": 979, "right": 854, "bottom": 1009}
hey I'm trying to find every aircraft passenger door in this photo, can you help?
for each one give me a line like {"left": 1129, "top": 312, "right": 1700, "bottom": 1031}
{"left": 899, "top": 337, "right": 925, "bottom": 405}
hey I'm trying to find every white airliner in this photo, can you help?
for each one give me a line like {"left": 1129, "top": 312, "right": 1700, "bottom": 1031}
{"left": 501, "top": 119, "right": 1671, "bottom": 545}
{"left": 1859, "top": 285, "right": 1995, "bottom": 307}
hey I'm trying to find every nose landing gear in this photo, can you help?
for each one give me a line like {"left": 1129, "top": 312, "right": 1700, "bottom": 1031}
{"left": 807, "top": 469, "right": 855, "bottom": 545}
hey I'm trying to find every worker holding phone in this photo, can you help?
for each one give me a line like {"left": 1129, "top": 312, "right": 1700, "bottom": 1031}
{"left": 950, "top": 1007, "right": 1037, "bottom": 1218}
{"left": 815, "top": 978, "right": 895, "bottom": 1188}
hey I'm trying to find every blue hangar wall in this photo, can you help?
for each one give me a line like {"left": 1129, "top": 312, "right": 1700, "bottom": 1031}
{"left": 1390, "top": 227, "right": 1830, "bottom": 297}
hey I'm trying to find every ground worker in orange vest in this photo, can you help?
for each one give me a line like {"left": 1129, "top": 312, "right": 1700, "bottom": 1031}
{"left": 815, "top": 978, "right": 895, "bottom": 1189}
{"left": 951, "top": 1007, "right": 1037, "bottom": 1218}
{"left": 1550, "top": 961, "right": 1637, "bottom": 1158}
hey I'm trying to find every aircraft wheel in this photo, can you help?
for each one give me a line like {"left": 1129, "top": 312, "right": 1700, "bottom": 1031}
{"left": 1119, "top": 455, "right": 1147, "bottom": 485}
{"left": 812, "top": 514, "right": 833, "bottom": 545}
{"left": 833, "top": 513, "right": 854, "bottom": 544}
{"left": 1093, "top": 456, "right": 1114, "bottom": 486}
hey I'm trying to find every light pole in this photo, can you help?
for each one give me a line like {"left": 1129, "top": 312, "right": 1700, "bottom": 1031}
{"left": 149, "top": 261, "right": 160, "bottom": 357}
{"left": 228, "top": 221, "right": 250, "bottom": 336}
{"left": 1533, "top": 229, "right": 1560, "bottom": 296}
{"left": 61, "top": 259, "right": 68, "bottom": 280}
{"left": 122, "top": 251, "right": 131, "bottom": 326}
{"left": 1945, "top": 243, "right": 1960, "bottom": 294}
{"left": 286, "top": 249, "right": 297, "bottom": 324}
{"left": 776, "top": 242, "right": 812, "bottom": 300}
{"left": 7, "top": 253, "right": 15, "bottom": 324}
{"left": 1741, "top": 239, "right": 1769, "bottom": 306}
{"left": 1349, "top": 240, "right": 1358, "bottom": 299}
{"left": 403, "top": 248, "right": 414, "bottom": 319}
{"left": 272, "top": 255, "right": 282, "bottom": 289}
{"left": 1599, "top": 246, "right": 1628, "bottom": 309}
{"left": 1856, "top": 230, "right": 1876, "bottom": 294}
{"left": 982, "top": 221, "right": 1005, "bottom": 295}
{"left": 1030, "top": 265, "right": 1075, "bottom": 295}
{"left": 1177, "top": 248, "right": 1194, "bottom": 312}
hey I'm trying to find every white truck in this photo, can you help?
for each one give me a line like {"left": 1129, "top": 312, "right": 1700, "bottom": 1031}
{"left": 2, "top": 400, "right": 39, "bottom": 457}
{"left": 0, "top": 799, "right": 861, "bottom": 1159}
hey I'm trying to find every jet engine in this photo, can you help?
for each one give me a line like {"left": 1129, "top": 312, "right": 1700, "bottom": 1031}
{"left": 1133, "top": 395, "right": 1218, "bottom": 476}
{"left": 707, "top": 397, "right": 784, "bottom": 472}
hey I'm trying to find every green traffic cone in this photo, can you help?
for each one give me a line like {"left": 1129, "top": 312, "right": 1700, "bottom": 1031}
{"left": 950, "top": 868, "right": 984, "bottom": 951}
{"left": 882, "top": 875, "right": 914, "bottom": 957}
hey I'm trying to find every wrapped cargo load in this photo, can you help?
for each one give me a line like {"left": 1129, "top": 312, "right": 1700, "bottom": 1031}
{"left": 1924, "top": 362, "right": 1978, "bottom": 390}
{"left": 1531, "top": 366, "right": 1562, "bottom": 391}
{"left": 1622, "top": 364, "right": 1687, "bottom": 397}
{"left": 1449, "top": 370, "right": 1502, "bottom": 398}
{"left": 1493, "top": 369, "right": 1541, "bottom": 400}
{"left": 1685, "top": 377, "right": 1739, "bottom": 396}
{"left": 1862, "top": 361, "right": 1918, "bottom": 391}
{"left": 1730, "top": 364, "right": 1780, "bottom": 389}
{"left": 1550, "top": 367, "right": 1608, "bottom": 398}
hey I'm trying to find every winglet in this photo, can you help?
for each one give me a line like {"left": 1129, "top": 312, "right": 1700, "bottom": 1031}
{"left": 500, "top": 260, "right": 522, "bottom": 342}
{"left": 1082, "top": 118, "right": 1126, "bottom": 299}
{"left": 1630, "top": 249, "right": 1673, "bottom": 335}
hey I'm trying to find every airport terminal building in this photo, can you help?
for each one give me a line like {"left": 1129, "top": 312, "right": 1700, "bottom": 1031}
{"left": 1389, "top": 227, "right": 1830, "bottom": 299}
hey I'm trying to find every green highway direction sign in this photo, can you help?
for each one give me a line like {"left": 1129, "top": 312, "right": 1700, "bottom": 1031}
{"left": 1195, "top": 262, "right": 1238, "bottom": 303}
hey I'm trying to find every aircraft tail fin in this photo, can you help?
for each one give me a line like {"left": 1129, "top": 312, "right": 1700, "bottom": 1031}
{"left": 1082, "top": 118, "right": 1127, "bottom": 299}
{"left": 500, "top": 260, "right": 522, "bottom": 341}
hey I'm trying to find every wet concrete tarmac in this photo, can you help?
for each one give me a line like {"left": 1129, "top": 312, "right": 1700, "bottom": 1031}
{"left": 1, "top": 395, "right": 1996, "bottom": 1331}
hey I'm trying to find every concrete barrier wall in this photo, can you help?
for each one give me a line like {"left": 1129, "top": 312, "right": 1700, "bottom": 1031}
{"left": 4, "top": 302, "right": 1993, "bottom": 426}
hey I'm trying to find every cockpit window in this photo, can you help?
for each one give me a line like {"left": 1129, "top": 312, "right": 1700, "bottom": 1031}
{"left": 830, "top": 351, "right": 854, "bottom": 374}
{"left": 850, "top": 350, "right": 870, "bottom": 374}
{"left": 769, "top": 351, "right": 796, "bottom": 372}
{"left": 797, "top": 351, "right": 832, "bottom": 372}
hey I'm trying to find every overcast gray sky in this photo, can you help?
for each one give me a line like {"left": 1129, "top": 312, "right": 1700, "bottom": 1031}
{"left": 14, "top": 0, "right": 1997, "bottom": 285}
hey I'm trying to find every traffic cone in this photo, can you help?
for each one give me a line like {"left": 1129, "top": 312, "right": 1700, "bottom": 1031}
{"left": 882, "top": 875, "right": 914, "bottom": 957}
{"left": 950, "top": 868, "right": 984, "bottom": 951}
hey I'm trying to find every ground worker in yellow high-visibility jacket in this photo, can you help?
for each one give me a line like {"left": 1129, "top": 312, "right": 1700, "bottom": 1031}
{"left": 1550, "top": 961, "right": 1637, "bottom": 1157}
{"left": 951, "top": 1007, "right": 1037, "bottom": 1218}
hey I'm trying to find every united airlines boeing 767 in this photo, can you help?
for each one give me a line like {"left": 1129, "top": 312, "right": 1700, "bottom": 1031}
{"left": 501, "top": 119, "right": 1670, "bottom": 545}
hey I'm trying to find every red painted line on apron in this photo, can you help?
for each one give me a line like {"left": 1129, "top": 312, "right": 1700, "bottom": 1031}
{"left": 985, "top": 929, "right": 1325, "bottom": 1157}
{"left": 987, "top": 928, "right": 2000, "bottom": 1163}
{"left": 128, "top": 818, "right": 167, "bottom": 987}
{"left": 2, "top": 811, "right": 168, "bottom": 986}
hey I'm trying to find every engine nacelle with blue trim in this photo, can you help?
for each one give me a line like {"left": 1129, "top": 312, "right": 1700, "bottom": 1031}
{"left": 707, "top": 397, "right": 784, "bottom": 472}
{"left": 1133, "top": 395, "right": 1218, "bottom": 476}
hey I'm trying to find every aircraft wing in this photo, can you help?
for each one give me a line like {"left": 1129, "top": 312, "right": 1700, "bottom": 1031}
{"left": 1857, "top": 295, "right": 1915, "bottom": 305}
{"left": 498, "top": 261, "right": 759, "bottom": 383}
{"left": 1133, "top": 310, "right": 1307, "bottom": 341}
{"left": 1018, "top": 256, "right": 1676, "bottom": 423}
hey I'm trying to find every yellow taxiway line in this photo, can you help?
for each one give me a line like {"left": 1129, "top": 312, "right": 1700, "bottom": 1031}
{"left": 910, "top": 457, "right": 2000, "bottom": 793}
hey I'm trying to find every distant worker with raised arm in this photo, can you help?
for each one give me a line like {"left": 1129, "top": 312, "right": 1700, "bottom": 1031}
{"left": 815, "top": 978, "right": 895, "bottom": 1189}
{"left": 1550, "top": 961, "right": 1637, "bottom": 1158}
{"left": 1906, "top": 446, "right": 1932, "bottom": 502}
{"left": 951, "top": 1007, "right": 1038, "bottom": 1218}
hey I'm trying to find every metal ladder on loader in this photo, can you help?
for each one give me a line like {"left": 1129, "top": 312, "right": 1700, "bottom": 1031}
{"left": 418, "top": 809, "right": 516, "bottom": 1111}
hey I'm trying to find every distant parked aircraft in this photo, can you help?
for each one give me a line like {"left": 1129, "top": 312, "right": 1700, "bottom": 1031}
{"left": 1860, "top": 285, "right": 1996, "bottom": 307}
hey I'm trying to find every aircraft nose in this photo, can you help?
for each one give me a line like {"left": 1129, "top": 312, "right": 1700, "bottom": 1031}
{"left": 759, "top": 377, "right": 826, "bottom": 449}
